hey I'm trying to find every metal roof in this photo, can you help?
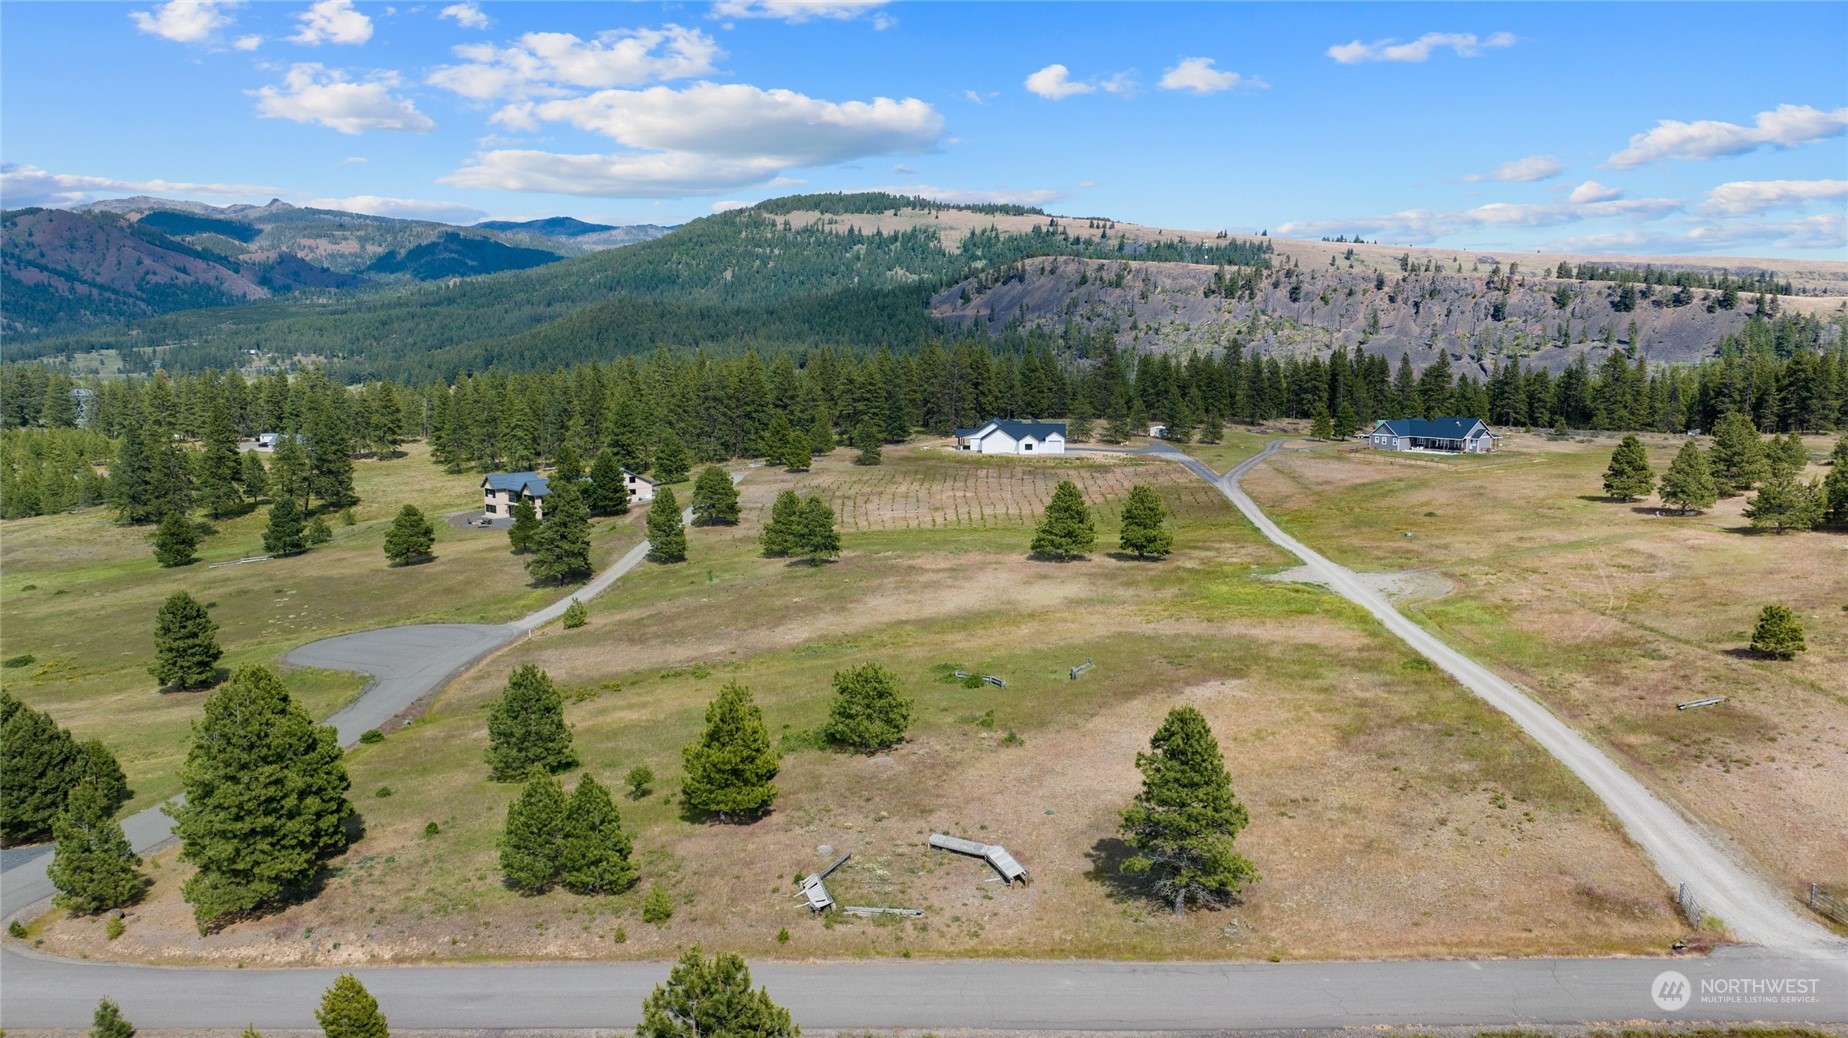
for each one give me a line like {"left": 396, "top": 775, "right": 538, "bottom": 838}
{"left": 1372, "top": 417, "right": 1488, "bottom": 439}
{"left": 958, "top": 419, "right": 1068, "bottom": 441}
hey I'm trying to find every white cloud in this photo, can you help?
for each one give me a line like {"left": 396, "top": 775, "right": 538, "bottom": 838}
{"left": 1546, "top": 214, "right": 1846, "bottom": 255}
{"left": 1025, "top": 64, "right": 1094, "bottom": 100}
{"left": 1159, "top": 57, "right": 1247, "bottom": 95}
{"left": 306, "top": 194, "right": 489, "bottom": 223}
{"left": 428, "top": 26, "right": 721, "bottom": 100}
{"left": 0, "top": 162, "right": 278, "bottom": 208}
{"left": 1277, "top": 196, "right": 1681, "bottom": 244}
{"left": 129, "top": 0, "right": 238, "bottom": 44}
{"left": 439, "top": 2, "right": 489, "bottom": 29}
{"left": 252, "top": 64, "right": 435, "bottom": 134}
{"left": 1700, "top": 179, "right": 1848, "bottom": 216}
{"left": 1567, "top": 180, "right": 1623, "bottom": 204}
{"left": 1461, "top": 155, "right": 1562, "bottom": 183}
{"left": 711, "top": 200, "right": 755, "bottom": 212}
{"left": 710, "top": 1, "right": 892, "bottom": 25}
{"left": 289, "top": 0, "right": 373, "bottom": 46}
{"left": 1327, "top": 31, "right": 1515, "bottom": 64}
{"left": 446, "top": 82, "right": 943, "bottom": 198}
{"left": 234, "top": 34, "right": 263, "bottom": 50}
{"left": 893, "top": 163, "right": 916, "bottom": 175}
{"left": 340, "top": 155, "right": 369, "bottom": 164}
{"left": 1606, "top": 104, "right": 1848, "bottom": 169}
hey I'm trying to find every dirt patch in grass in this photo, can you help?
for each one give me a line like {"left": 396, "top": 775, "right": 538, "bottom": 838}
{"left": 34, "top": 448, "right": 1681, "bottom": 965}
{"left": 1244, "top": 431, "right": 1848, "bottom": 906}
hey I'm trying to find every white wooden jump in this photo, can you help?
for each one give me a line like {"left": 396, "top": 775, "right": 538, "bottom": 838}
{"left": 928, "top": 832, "right": 1030, "bottom": 885}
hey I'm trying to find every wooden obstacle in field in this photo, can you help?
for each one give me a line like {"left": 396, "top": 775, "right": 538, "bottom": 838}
{"left": 929, "top": 832, "right": 1030, "bottom": 886}
{"left": 797, "top": 852, "right": 852, "bottom": 912}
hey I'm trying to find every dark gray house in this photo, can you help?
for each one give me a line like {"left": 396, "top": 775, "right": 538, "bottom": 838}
{"left": 1367, "top": 417, "right": 1495, "bottom": 454}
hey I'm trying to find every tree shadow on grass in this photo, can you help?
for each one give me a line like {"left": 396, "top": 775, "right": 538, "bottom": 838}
{"left": 1084, "top": 836, "right": 1155, "bottom": 907}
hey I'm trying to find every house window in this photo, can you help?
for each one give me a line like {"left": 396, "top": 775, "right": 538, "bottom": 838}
{"left": 485, "top": 503, "right": 498, "bottom": 515}
{"left": 1024, "top": 442, "right": 1034, "bottom": 451}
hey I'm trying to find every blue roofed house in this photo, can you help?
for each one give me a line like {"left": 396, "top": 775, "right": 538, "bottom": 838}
{"left": 481, "top": 468, "right": 654, "bottom": 518}
{"left": 1367, "top": 417, "right": 1496, "bottom": 454}
{"left": 953, "top": 419, "right": 1067, "bottom": 455}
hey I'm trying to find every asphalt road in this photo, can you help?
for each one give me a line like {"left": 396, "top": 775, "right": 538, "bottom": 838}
{"left": 4, "top": 458, "right": 1843, "bottom": 1031}
{"left": 1153, "top": 439, "right": 1843, "bottom": 959}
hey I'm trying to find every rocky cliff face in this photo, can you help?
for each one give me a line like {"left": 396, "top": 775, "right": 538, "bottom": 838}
{"left": 931, "top": 255, "right": 1803, "bottom": 375}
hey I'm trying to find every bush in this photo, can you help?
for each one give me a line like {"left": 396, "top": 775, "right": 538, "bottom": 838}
{"left": 562, "top": 598, "right": 588, "bottom": 629}
{"left": 3, "top": 654, "right": 35, "bottom": 669}
{"left": 1750, "top": 604, "right": 1806, "bottom": 659}
{"left": 776, "top": 926, "right": 791, "bottom": 944}
{"left": 8, "top": 919, "right": 27, "bottom": 938}
{"left": 106, "top": 915, "right": 126, "bottom": 940}
{"left": 643, "top": 884, "right": 674, "bottom": 925}
{"left": 358, "top": 729, "right": 384, "bottom": 745}
{"left": 374, "top": 786, "right": 393, "bottom": 798}
{"left": 304, "top": 515, "right": 334, "bottom": 546}
{"left": 423, "top": 821, "right": 440, "bottom": 838}
{"left": 625, "top": 764, "right": 655, "bottom": 799}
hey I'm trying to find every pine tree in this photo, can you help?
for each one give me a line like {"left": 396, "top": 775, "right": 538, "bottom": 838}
{"left": 304, "top": 515, "right": 333, "bottom": 546}
{"left": 486, "top": 664, "right": 578, "bottom": 781}
{"left": 760, "top": 490, "right": 801, "bottom": 558}
{"left": 150, "top": 590, "right": 222, "bottom": 691}
{"left": 152, "top": 510, "right": 201, "bottom": 567}
{"left": 1657, "top": 441, "right": 1718, "bottom": 514}
{"left": 1709, "top": 411, "right": 1768, "bottom": 495}
{"left": 382, "top": 504, "right": 436, "bottom": 565}
{"left": 681, "top": 682, "right": 779, "bottom": 821}
{"left": 1333, "top": 400, "right": 1359, "bottom": 439}
{"left": 263, "top": 497, "right": 308, "bottom": 558}
{"left": 553, "top": 442, "right": 585, "bottom": 483}
{"left": 240, "top": 450, "right": 270, "bottom": 503}
{"left": 1118, "top": 705, "right": 1258, "bottom": 914}
{"left": 0, "top": 690, "right": 85, "bottom": 845}
{"left": 852, "top": 418, "right": 882, "bottom": 465}
{"left": 691, "top": 466, "right": 740, "bottom": 525}
{"left": 807, "top": 411, "right": 836, "bottom": 455}
{"left": 558, "top": 772, "right": 637, "bottom": 894}
{"left": 1743, "top": 469, "right": 1823, "bottom": 533}
{"left": 562, "top": 598, "right": 588, "bottom": 629}
{"left": 585, "top": 450, "right": 631, "bottom": 516}
{"left": 528, "top": 484, "right": 593, "bottom": 585}
{"left": 76, "top": 738, "right": 131, "bottom": 813}
{"left": 646, "top": 486, "right": 687, "bottom": 563}
{"left": 305, "top": 394, "right": 357, "bottom": 511}
{"left": 316, "top": 974, "right": 388, "bottom": 1038}
{"left": 1031, "top": 479, "right": 1096, "bottom": 560}
{"left": 167, "top": 665, "right": 352, "bottom": 931}
{"left": 92, "top": 998, "right": 135, "bottom": 1038}
{"left": 821, "top": 662, "right": 912, "bottom": 753}
{"left": 1309, "top": 403, "right": 1334, "bottom": 440}
{"left": 499, "top": 769, "right": 566, "bottom": 893}
{"left": 49, "top": 777, "right": 144, "bottom": 914}
{"left": 1067, "top": 396, "right": 1095, "bottom": 442}
{"left": 1768, "top": 431, "right": 1809, "bottom": 476}
{"left": 1750, "top": 604, "right": 1806, "bottom": 659}
{"left": 1602, "top": 434, "right": 1656, "bottom": 501}
{"left": 1118, "top": 484, "right": 1174, "bottom": 559}
{"left": 782, "top": 431, "right": 813, "bottom": 472}
{"left": 197, "top": 404, "right": 246, "bottom": 519}
{"left": 270, "top": 436, "right": 311, "bottom": 508}
{"left": 638, "top": 946, "right": 797, "bottom": 1038}
{"left": 507, "top": 497, "right": 540, "bottom": 554}
{"left": 1824, "top": 436, "right": 1848, "bottom": 525}
{"left": 653, "top": 430, "right": 690, "bottom": 484}
{"left": 794, "top": 494, "right": 840, "bottom": 565}
{"left": 109, "top": 418, "right": 190, "bottom": 525}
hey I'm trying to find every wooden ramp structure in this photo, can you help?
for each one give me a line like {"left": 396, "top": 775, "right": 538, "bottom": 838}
{"left": 929, "top": 832, "right": 1030, "bottom": 885}
{"left": 797, "top": 852, "right": 851, "bottom": 913}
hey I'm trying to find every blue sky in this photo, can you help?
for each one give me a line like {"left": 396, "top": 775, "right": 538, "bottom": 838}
{"left": 3, "top": 1, "right": 1844, "bottom": 257}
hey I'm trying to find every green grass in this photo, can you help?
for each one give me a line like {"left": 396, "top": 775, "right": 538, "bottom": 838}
{"left": 0, "top": 443, "right": 641, "bottom": 810}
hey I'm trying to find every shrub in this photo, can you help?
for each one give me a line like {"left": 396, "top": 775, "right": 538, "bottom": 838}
{"left": 625, "top": 764, "right": 655, "bottom": 799}
{"left": 3, "top": 654, "right": 35, "bottom": 669}
{"left": 8, "top": 919, "right": 27, "bottom": 938}
{"left": 423, "top": 821, "right": 440, "bottom": 838}
{"left": 374, "top": 786, "right": 393, "bottom": 798}
{"left": 358, "top": 729, "right": 384, "bottom": 745}
{"left": 643, "top": 884, "right": 674, "bottom": 925}
{"left": 562, "top": 598, "right": 588, "bottom": 629}
{"left": 106, "top": 915, "right": 126, "bottom": 940}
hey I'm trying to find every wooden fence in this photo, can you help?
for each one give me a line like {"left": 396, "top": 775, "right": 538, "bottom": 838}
{"left": 1810, "top": 884, "right": 1848, "bottom": 926}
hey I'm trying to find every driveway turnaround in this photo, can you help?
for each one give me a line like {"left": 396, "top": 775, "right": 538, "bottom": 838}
{"left": 1152, "top": 440, "right": 1844, "bottom": 959}
{"left": 5, "top": 462, "right": 1844, "bottom": 1031}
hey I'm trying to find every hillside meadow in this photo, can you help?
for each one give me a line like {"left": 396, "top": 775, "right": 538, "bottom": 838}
{"left": 30, "top": 444, "right": 1684, "bottom": 965}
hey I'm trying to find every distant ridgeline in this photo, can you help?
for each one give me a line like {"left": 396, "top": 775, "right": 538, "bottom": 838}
{"left": 6, "top": 192, "right": 1270, "bottom": 381}
{"left": 4, "top": 305, "right": 1846, "bottom": 519}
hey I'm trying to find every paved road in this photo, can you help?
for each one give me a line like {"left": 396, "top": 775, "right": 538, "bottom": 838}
{"left": 5, "top": 460, "right": 1843, "bottom": 1031}
{"left": 1153, "top": 439, "right": 1843, "bottom": 959}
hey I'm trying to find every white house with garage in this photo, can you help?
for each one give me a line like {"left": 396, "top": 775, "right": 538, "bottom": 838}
{"left": 481, "top": 468, "right": 655, "bottom": 518}
{"left": 1367, "top": 417, "right": 1496, "bottom": 454}
{"left": 952, "top": 419, "right": 1067, "bottom": 455}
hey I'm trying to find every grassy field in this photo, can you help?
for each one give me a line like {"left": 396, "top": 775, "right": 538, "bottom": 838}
{"left": 37, "top": 443, "right": 1685, "bottom": 965}
{"left": 0, "top": 443, "right": 643, "bottom": 810}
{"left": 1240, "top": 431, "right": 1848, "bottom": 912}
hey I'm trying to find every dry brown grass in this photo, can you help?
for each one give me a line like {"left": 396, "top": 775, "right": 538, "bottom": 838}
{"left": 35, "top": 446, "right": 1684, "bottom": 965}
{"left": 1243, "top": 432, "right": 1848, "bottom": 904}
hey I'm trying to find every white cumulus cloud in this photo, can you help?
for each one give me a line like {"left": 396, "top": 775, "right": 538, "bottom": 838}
{"left": 1158, "top": 57, "right": 1248, "bottom": 95}
{"left": 306, "top": 195, "right": 489, "bottom": 223}
{"left": 1025, "top": 64, "right": 1094, "bottom": 100}
{"left": 234, "top": 34, "right": 263, "bottom": 50}
{"left": 428, "top": 26, "right": 721, "bottom": 100}
{"left": 0, "top": 162, "right": 279, "bottom": 208}
{"left": 711, "top": 200, "right": 755, "bottom": 212}
{"left": 1327, "top": 31, "right": 1515, "bottom": 64}
{"left": 446, "top": 82, "right": 943, "bottom": 198}
{"left": 439, "top": 2, "right": 489, "bottom": 29}
{"left": 1567, "top": 180, "right": 1624, "bottom": 204}
{"left": 1461, "top": 155, "right": 1562, "bottom": 183}
{"left": 1606, "top": 104, "right": 1848, "bottom": 169}
{"left": 252, "top": 64, "right": 435, "bottom": 134}
{"left": 1277, "top": 196, "right": 1681, "bottom": 245}
{"left": 1700, "top": 179, "right": 1848, "bottom": 216}
{"left": 290, "top": 0, "right": 373, "bottom": 46}
{"left": 129, "top": 0, "right": 239, "bottom": 44}
{"left": 711, "top": 0, "right": 893, "bottom": 26}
